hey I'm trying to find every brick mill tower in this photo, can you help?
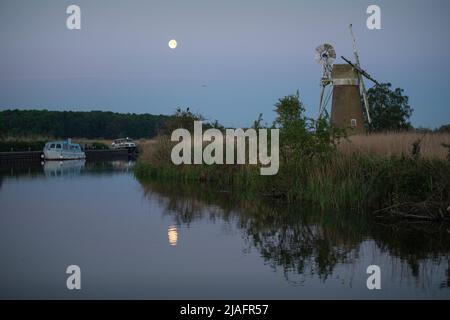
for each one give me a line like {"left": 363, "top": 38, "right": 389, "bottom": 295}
{"left": 330, "top": 64, "right": 365, "bottom": 134}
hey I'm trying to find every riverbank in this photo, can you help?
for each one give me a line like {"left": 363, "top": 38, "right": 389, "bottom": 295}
{"left": 0, "top": 136, "right": 111, "bottom": 152}
{"left": 0, "top": 136, "right": 156, "bottom": 152}
{"left": 134, "top": 133, "right": 450, "bottom": 221}
{"left": 0, "top": 148, "right": 135, "bottom": 164}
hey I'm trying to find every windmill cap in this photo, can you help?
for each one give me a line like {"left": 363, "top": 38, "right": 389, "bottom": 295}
{"left": 332, "top": 64, "right": 359, "bottom": 86}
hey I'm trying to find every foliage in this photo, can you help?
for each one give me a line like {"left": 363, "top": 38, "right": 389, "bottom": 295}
{"left": 273, "top": 91, "right": 306, "bottom": 129}
{"left": 273, "top": 91, "right": 345, "bottom": 162}
{"left": 252, "top": 113, "right": 264, "bottom": 130}
{"left": 161, "top": 107, "right": 227, "bottom": 136}
{"left": 161, "top": 107, "right": 204, "bottom": 134}
{"left": 365, "top": 83, "right": 413, "bottom": 132}
{"left": 0, "top": 109, "right": 169, "bottom": 139}
{"left": 0, "top": 140, "right": 46, "bottom": 152}
{"left": 84, "top": 141, "right": 110, "bottom": 150}
{"left": 0, "top": 119, "right": 5, "bottom": 138}
{"left": 442, "top": 143, "right": 450, "bottom": 161}
{"left": 437, "top": 124, "right": 450, "bottom": 133}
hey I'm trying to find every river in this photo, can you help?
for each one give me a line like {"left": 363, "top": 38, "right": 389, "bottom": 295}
{"left": 0, "top": 160, "right": 449, "bottom": 299}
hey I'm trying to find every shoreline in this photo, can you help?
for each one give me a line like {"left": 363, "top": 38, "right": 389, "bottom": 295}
{"left": 134, "top": 147, "right": 450, "bottom": 221}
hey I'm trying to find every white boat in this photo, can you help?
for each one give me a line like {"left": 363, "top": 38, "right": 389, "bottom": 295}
{"left": 42, "top": 139, "right": 86, "bottom": 160}
{"left": 111, "top": 138, "right": 136, "bottom": 150}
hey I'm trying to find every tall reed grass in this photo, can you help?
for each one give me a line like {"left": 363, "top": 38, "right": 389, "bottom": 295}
{"left": 338, "top": 132, "right": 450, "bottom": 160}
{"left": 134, "top": 132, "right": 450, "bottom": 219}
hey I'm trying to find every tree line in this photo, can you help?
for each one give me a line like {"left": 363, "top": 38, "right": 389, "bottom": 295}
{"left": 0, "top": 83, "right": 448, "bottom": 140}
{"left": 0, "top": 109, "right": 170, "bottom": 139}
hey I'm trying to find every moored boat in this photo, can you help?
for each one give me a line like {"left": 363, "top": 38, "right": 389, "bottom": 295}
{"left": 42, "top": 139, "right": 86, "bottom": 160}
{"left": 111, "top": 138, "right": 137, "bottom": 150}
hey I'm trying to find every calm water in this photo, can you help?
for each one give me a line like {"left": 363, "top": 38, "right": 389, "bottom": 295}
{"left": 0, "top": 160, "right": 449, "bottom": 299}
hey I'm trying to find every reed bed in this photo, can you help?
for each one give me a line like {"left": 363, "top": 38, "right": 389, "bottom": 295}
{"left": 338, "top": 132, "right": 450, "bottom": 160}
{"left": 135, "top": 133, "right": 450, "bottom": 220}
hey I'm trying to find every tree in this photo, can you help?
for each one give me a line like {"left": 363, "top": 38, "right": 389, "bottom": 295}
{"left": 209, "top": 119, "right": 225, "bottom": 131}
{"left": 0, "top": 109, "right": 169, "bottom": 139}
{"left": 163, "top": 107, "right": 204, "bottom": 134}
{"left": 273, "top": 91, "right": 309, "bottom": 150}
{"left": 274, "top": 91, "right": 306, "bottom": 129}
{"left": 0, "top": 114, "right": 5, "bottom": 138}
{"left": 365, "top": 83, "right": 413, "bottom": 132}
{"left": 273, "top": 91, "right": 342, "bottom": 161}
{"left": 437, "top": 124, "right": 450, "bottom": 133}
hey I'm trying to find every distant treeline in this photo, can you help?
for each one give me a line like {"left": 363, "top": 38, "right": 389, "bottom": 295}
{"left": 0, "top": 109, "right": 170, "bottom": 139}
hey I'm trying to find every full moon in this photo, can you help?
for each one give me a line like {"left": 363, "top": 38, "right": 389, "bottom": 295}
{"left": 168, "top": 39, "right": 177, "bottom": 49}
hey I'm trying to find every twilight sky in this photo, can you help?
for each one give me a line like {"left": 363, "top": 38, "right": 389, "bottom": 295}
{"left": 0, "top": 0, "right": 449, "bottom": 128}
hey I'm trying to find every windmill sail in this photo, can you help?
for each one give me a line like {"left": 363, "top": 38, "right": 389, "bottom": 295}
{"left": 341, "top": 56, "right": 379, "bottom": 86}
{"left": 349, "top": 24, "right": 372, "bottom": 124}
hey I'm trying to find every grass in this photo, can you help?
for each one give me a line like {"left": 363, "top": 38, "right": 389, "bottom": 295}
{"left": 338, "top": 132, "right": 450, "bottom": 160}
{"left": 134, "top": 132, "right": 450, "bottom": 220}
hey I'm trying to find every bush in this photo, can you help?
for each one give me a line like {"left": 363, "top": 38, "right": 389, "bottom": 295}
{"left": 0, "top": 140, "right": 46, "bottom": 152}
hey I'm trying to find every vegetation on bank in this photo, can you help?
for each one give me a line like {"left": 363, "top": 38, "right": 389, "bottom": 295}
{"left": 364, "top": 83, "right": 413, "bottom": 131}
{"left": 0, "top": 139, "right": 47, "bottom": 152}
{"left": 0, "top": 109, "right": 169, "bottom": 139}
{"left": 134, "top": 90, "right": 450, "bottom": 220}
{"left": 135, "top": 146, "right": 450, "bottom": 220}
{"left": 339, "top": 132, "right": 450, "bottom": 160}
{"left": 0, "top": 136, "right": 111, "bottom": 152}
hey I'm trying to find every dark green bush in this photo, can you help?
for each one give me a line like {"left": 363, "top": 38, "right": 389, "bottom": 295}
{"left": 0, "top": 140, "right": 46, "bottom": 152}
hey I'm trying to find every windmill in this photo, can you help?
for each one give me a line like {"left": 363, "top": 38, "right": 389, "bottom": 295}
{"left": 315, "top": 25, "right": 381, "bottom": 134}
{"left": 315, "top": 43, "right": 336, "bottom": 119}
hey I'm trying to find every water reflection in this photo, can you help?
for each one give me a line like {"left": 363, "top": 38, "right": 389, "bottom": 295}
{"left": 140, "top": 180, "right": 450, "bottom": 291}
{"left": 0, "top": 160, "right": 135, "bottom": 181}
{"left": 168, "top": 225, "right": 178, "bottom": 246}
{"left": 43, "top": 160, "right": 85, "bottom": 177}
{"left": 0, "top": 161, "right": 449, "bottom": 298}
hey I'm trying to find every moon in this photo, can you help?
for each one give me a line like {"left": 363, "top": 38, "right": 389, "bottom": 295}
{"left": 168, "top": 39, "right": 177, "bottom": 49}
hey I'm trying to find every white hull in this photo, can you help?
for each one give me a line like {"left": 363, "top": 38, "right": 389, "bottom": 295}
{"left": 111, "top": 138, "right": 136, "bottom": 149}
{"left": 43, "top": 150, "right": 86, "bottom": 160}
